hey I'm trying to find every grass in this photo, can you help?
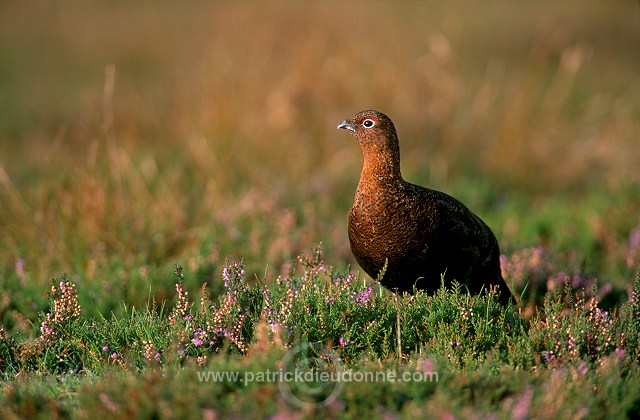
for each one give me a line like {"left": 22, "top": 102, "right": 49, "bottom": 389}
{"left": 1, "top": 258, "right": 639, "bottom": 417}
{"left": 1, "top": 0, "right": 640, "bottom": 417}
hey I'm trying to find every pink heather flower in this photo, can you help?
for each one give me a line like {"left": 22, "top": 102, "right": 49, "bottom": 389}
{"left": 577, "top": 362, "right": 588, "bottom": 376}
{"left": 154, "top": 353, "right": 162, "bottom": 362}
{"left": 630, "top": 227, "right": 640, "bottom": 249}
{"left": 40, "top": 325, "right": 55, "bottom": 341}
{"left": 103, "top": 345, "right": 110, "bottom": 352}
{"left": 511, "top": 388, "right": 533, "bottom": 420}
{"left": 169, "top": 282, "right": 189, "bottom": 325}
{"left": 339, "top": 337, "right": 351, "bottom": 346}
{"left": 334, "top": 273, "right": 355, "bottom": 288}
{"left": 111, "top": 352, "right": 119, "bottom": 359}
{"left": 192, "top": 338, "right": 204, "bottom": 347}
{"left": 40, "top": 279, "right": 82, "bottom": 342}
{"left": 353, "top": 287, "right": 373, "bottom": 305}
{"left": 15, "top": 258, "right": 26, "bottom": 280}
{"left": 544, "top": 350, "right": 556, "bottom": 363}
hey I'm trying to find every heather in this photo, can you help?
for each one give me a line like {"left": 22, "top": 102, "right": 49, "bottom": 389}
{"left": 1, "top": 1, "right": 640, "bottom": 418}
{"left": 1, "top": 254, "right": 639, "bottom": 417}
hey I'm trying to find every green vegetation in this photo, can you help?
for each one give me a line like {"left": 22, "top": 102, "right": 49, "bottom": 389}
{"left": 1, "top": 258, "right": 639, "bottom": 417}
{"left": 1, "top": 0, "right": 639, "bottom": 417}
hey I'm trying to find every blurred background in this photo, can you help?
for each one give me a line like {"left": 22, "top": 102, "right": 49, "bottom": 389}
{"left": 1, "top": 1, "right": 639, "bottom": 327}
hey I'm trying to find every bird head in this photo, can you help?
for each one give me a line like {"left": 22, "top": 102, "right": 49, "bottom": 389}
{"left": 337, "top": 110, "right": 399, "bottom": 155}
{"left": 337, "top": 109, "right": 395, "bottom": 136}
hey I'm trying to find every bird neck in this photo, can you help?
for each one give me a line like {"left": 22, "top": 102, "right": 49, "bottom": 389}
{"left": 359, "top": 148, "right": 404, "bottom": 190}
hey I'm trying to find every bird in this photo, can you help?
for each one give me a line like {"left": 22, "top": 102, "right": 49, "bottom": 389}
{"left": 337, "top": 109, "right": 513, "bottom": 305}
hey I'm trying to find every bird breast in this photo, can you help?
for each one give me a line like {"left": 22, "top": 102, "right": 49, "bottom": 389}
{"left": 349, "top": 187, "right": 429, "bottom": 262}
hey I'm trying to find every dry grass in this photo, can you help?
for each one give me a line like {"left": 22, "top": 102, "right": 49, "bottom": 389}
{"left": 1, "top": 0, "right": 639, "bottom": 289}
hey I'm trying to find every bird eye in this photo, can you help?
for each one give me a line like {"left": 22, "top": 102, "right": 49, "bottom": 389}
{"left": 362, "top": 119, "right": 376, "bottom": 129}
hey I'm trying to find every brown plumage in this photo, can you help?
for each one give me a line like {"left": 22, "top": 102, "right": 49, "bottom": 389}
{"left": 338, "top": 110, "right": 513, "bottom": 305}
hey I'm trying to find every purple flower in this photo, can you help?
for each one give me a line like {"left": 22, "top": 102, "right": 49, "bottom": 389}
{"left": 544, "top": 350, "right": 556, "bottom": 363}
{"left": 103, "top": 345, "right": 110, "bottom": 352}
{"left": 630, "top": 227, "right": 640, "bottom": 249}
{"left": 576, "top": 362, "right": 588, "bottom": 376}
{"left": 191, "top": 338, "right": 204, "bottom": 347}
{"left": 339, "top": 337, "right": 351, "bottom": 346}
{"left": 511, "top": 388, "right": 533, "bottom": 420}
{"left": 353, "top": 287, "right": 373, "bottom": 305}
{"left": 15, "top": 258, "right": 25, "bottom": 279}
{"left": 40, "top": 321, "right": 55, "bottom": 342}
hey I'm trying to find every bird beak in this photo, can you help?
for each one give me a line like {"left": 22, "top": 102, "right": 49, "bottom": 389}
{"left": 337, "top": 119, "right": 355, "bottom": 132}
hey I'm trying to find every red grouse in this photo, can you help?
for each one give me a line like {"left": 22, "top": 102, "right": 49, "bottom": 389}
{"left": 338, "top": 110, "right": 513, "bottom": 305}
